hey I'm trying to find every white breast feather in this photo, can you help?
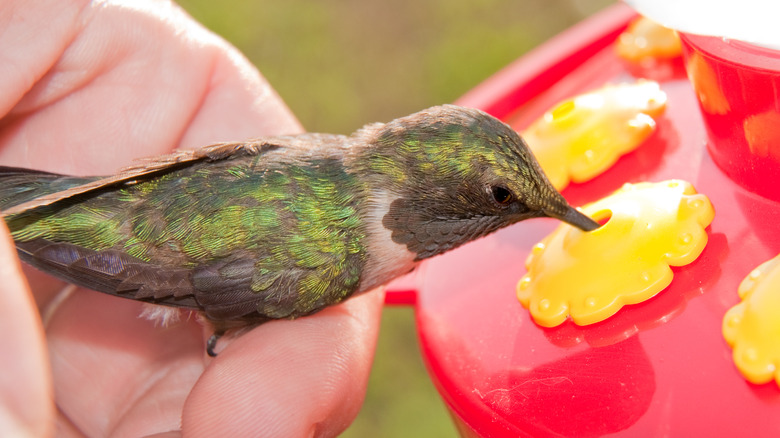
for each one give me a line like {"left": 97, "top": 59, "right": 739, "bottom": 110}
{"left": 358, "top": 190, "right": 418, "bottom": 292}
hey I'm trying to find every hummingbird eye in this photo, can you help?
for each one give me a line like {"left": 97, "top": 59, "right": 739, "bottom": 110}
{"left": 490, "top": 185, "right": 514, "bottom": 207}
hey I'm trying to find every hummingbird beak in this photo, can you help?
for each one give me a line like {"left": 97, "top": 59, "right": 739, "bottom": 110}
{"left": 543, "top": 204, "right": 601, "bottom": 231}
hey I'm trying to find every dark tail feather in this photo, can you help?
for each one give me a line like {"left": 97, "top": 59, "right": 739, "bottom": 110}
{"left": 0, "top": 166, "right": 98, "bottom": 211}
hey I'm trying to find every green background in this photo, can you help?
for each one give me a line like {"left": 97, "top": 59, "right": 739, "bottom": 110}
{"left": 175, "top": 1, "right": 613, "bottom": 436}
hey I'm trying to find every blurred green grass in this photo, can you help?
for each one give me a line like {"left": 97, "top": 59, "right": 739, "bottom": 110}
{"left": 175, "top": 1, "right": 613, "bottom": 436}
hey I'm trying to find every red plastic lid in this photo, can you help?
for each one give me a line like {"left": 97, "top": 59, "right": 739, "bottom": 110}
{"left": 385, "top": 4, "right": 780, "bottom": 436}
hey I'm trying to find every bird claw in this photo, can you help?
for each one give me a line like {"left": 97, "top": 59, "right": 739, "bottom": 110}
{"left": 207, "top": 332, "right": 223, "bottom": 357}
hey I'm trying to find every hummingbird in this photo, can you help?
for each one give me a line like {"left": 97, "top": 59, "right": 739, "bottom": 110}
{"left": 0, "top": 105, "right": 598, "bottom": 355}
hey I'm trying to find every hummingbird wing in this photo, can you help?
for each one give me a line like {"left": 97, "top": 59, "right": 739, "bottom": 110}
{"left": 0, "top": 141, "right": 279, "bottom": 217}
{"left": 13, "top": 233, "right": 358, "bottom": 325}
{"left": 14, "top": 237, "right": 201, "bottom": 308}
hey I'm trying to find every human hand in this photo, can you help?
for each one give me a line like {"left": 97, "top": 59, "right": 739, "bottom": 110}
{"left": 0, "top": 1, "right": 383, "bottom": 436}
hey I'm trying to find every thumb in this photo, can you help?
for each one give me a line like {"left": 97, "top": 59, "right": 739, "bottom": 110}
{"left": 182, "top": 289, "right": 384, "bottom": 437}
{"left": 0, "top": 222, "right": 55, "bottom": 437}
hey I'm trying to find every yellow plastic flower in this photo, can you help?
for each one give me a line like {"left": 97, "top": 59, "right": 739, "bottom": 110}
{"left": 616, "top": 16, "right": 683, "bottom": 62}
{"left": 744, "top": 110, "right": 780, "bottom": 161}
{"left": 686, "top": 52, "right": 730, "bottom": 116}
{"left": 517, "top": 180, "right": 714, "bottom": 327}
{"left": 723, "top": 255, "right": 780, "bottom": 387}
{"left": 522, "top": 81, "right": 667, "bottom": 191}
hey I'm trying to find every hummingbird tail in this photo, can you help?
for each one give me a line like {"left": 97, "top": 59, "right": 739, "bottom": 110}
{"left": 0, "top": 166, "right": 97, "bottom": 213}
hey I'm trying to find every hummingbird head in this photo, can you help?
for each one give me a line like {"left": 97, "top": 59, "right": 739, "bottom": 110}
{"left": 357, "top": 105, "right": 599, "bottom": 261}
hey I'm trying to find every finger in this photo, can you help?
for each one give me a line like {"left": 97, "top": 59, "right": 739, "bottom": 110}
{"left": 176, "top": 39, "right": 304, "bottom": 148}
{"left": 0, "top": 0, "right": 301, "bottom": 174}
{"left": 182, "top": 289, "right": 385, "bottom": 437}
{"left": 0, "top": 222, "right": 54, "bottom": 437}
{"left": 0, "top": 0, "right": 87, "bottom": 117}
{"left": 45, "top": 292, "right": 204, "bottom": 437}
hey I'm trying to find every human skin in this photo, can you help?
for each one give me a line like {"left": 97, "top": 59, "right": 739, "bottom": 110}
{"left": 0, "top": 1, "right": 383, "bottom": 436}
